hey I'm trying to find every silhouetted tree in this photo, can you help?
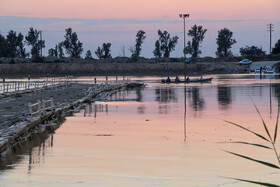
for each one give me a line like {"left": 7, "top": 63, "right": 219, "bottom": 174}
{"left": 6, "top": 30, "right": 26, "bottom": 58}
{"left": 240, "top": 46, "right": 266, "bottom": 56}
{"left": 48, "top": 44, "right": 58, "bottom": 57}
{"left": 272, "top": 39, "right": 280, "bottom": 55}
{"left": 102, "top": 43, "right": 112, "bottom": 59}
{"left": 216, "top": 28, "right": 236, "bottom": 57}
{"left": 0, "top": 34, "right": 8, "bottom": 57}
{"left": 63, "top": 28, "right": 83, "bottom": 58}
{"left": 58, "top": 42, "right": 64, "bottom": 58}
{"left": 85, "top": 50, "right": 93, "bottom": 60}
{"left": 154, "top": 30, "right": 178, "bottom": 58}
{"left": 184, "top": 25, "right": 207, "bottom": 58}
{"left": 95, "top": 47, "right": 103, "bottom": 60}
{"left": 153, "top": 40, "right": 161, "bottom": 58}
{"left": 132, "top": 30, "right": 146, "bottom": 60}
{"left": 25, "top": 27, "right": 45, "bottom": 58}
{"left": 95, "top": 43, "right": 112, "bottom": 59}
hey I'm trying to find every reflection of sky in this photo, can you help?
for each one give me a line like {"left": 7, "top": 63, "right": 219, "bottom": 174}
{"left": 1, "top": 76, "right": 280, "bottom": 185}
{"left": 0, "top": 0, "right": 279, "bottom": 57}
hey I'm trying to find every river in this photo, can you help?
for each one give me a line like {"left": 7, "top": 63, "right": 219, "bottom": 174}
{"left": 1, "top": 74, "right": 280, "bottom": 186}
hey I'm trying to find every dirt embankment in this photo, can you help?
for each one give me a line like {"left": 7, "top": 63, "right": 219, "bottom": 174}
{"left": 0, "top": 62, "right": 248, "bottom": 76}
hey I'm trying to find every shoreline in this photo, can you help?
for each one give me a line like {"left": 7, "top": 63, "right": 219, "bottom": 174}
{"left": 0, "top": 62, "right": 248, "bottom": 77}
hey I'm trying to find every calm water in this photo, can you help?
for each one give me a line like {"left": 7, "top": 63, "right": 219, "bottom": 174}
{"left": 1, "top": 74, "right": 280, "bottom": 186}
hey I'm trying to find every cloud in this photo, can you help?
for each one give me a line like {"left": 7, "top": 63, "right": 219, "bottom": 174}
{"left": 16, "top": 13, "right": 32, "bottom": 15}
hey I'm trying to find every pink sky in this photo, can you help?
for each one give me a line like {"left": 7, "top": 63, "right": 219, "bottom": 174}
{"left": 0, "top": 0, "right": 279, "bottom": 58}
{"left": 1, "top": 0, "right": 279, "bottom": 20}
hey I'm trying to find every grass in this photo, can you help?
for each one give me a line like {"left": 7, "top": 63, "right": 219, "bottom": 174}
{"left": 223, "top": 103, "right": 280, "bottom": 186}
{"left": 9, "top": 117, "right": 21, "bottom": 126}
{"left": 14, "top": 93, "right": 22, "bottom": 98}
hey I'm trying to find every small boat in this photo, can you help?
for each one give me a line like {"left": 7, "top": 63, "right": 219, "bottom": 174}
{"left": 161, "top": 78, "right": 213, "bottom": 84}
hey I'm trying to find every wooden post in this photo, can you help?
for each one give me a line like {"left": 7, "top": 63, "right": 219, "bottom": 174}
{"left": 37, "top": 100, "right": 41, "bottom": 113}
{"left": 28, "top": 103, "right": 32, "bottom": 120}
{"left": 42, "top": 99, "right": 45, "bottom": 114}
{"left": 94, "top": 78, "right": 97, "bottom": 84}
{"left": 50, "top": 97, "right": 54, "bottom": 108}
{"left": 106, "top": 75, "right": 108, "bottom": 85}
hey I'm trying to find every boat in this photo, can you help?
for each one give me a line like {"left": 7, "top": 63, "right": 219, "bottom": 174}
{"left": 161, "top": 77, "right": 213, "bottom": 84}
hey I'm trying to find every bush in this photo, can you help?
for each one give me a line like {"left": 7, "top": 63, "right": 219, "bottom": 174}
{"left": 9, "top": 58, "right": 15, "bottom": 64}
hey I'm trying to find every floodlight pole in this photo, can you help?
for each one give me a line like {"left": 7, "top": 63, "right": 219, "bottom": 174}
{"left": 179, "top": 14, "right": 189, "bottom": 82}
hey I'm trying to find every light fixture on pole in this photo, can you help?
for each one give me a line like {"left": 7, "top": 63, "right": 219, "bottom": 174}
{"left": 179, "top": 13, "right": 189, "bottom": 82}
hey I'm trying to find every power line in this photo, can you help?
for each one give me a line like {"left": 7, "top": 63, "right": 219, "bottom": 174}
{"left": 267, "top": 23, "right": 274, "bottom": 55}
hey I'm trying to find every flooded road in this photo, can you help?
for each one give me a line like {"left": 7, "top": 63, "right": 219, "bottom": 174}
{"left": 1, "top": 74, "right": 280, "bottom": 186}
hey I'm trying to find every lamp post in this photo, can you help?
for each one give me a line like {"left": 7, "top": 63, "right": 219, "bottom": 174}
{"left": 179, "top": 13, "right": 189, "bottom": 82}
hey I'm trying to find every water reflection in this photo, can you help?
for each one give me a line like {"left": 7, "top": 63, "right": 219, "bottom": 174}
{"left": 155, "top": 88, "right": 177, "bottom": 103}
{"left": 0, "top": 132, "right": 53, "bottom": 172}
{"left": 83, "top": 103, "right": 109, "bottom": 117}
{"left": 189, "top": 87, "right": 205, "bottom": 111}
{"left": 136, "top": 88, "right": 144, "bottom": 102}
{"left": 217, "top": 86, "right": 232, "bottom": 110}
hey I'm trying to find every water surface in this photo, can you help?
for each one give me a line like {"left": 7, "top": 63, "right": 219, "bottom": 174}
{"left": 1, "top": 74, "right": 280, "bottom": 186}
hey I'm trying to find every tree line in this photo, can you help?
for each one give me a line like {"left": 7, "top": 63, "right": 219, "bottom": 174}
{"left": 0, "top": 26, "right": 280, "bottom": 61}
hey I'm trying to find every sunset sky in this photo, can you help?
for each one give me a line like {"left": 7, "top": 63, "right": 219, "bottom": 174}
{"left": 0, "top": 0, "right": 279, "bottom": 58}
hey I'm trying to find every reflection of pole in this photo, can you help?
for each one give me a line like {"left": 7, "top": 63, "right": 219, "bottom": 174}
{"left": 184, "top": 85, "right": 187, "bottom": 142}
{"left": 51, "top": 133, "right": 53, "bottom": 147}
{"left": 270, "top": 79, "right": 272, "bottom": 116}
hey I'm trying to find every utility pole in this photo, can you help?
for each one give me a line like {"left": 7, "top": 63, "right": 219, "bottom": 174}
{"left": 179, "top": 13, "right": 190, "bottom": 82}
{"left": 267, "top": 23, "right": 274, "bottom": 55}
{"left": 40, "top": 31, "right": 43, "bottom": 57}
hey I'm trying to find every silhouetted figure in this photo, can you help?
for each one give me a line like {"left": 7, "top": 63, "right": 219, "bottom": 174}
{"left": 2, "top": 78, "right": 5, "bottom": 83}
{"left": 175, "top": 76, "right": 180, "bottom": 82}
{"left": 260, "top": 66, "right": 263, "bottom": 74}
{"left": 200, "top": 75, "right": 203, "bottom": 80}
{"left": 166, "top": 76, "right": 171, "bottom": 83}
{"left": 186, "top": 77, "right": 190, "bottom": 82}
{"left": 28, "top": 75, "right": 31, "bottom": 81}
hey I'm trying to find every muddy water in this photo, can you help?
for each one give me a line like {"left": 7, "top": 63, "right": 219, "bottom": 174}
{"left": 1, "top": 74, "right": 280, "bottom": 186}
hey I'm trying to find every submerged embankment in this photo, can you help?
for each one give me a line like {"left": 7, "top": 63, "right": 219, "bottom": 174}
{"left": 0, "top": 82, "right": 143, "bottom": 155}
{"left": 0, "top": 62, "right": 248, "bottom": 76}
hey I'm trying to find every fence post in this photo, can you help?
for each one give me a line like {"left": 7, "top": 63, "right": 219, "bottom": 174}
{"left": 28, "top": 103, "right": 32, "bottom": 120}
{"left": 50, "top": 97, "right": 54, "bottom": 109}
{"left": 94, "top": 78, "right": 96, "bottom": 84}
{"left": 7, "top": 83, "right": 9, "bottom": 93}
{"left": 3, "top": 83, "right": 5, "bottom": 93}
{"left": 37, "top": 100, "right": 41, "bottom": 113}
{"left": 42, "top": 99, "right": 45, "bottom": 114}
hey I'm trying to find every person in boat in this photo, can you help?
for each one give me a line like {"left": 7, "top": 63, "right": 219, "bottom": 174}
{"left": 200, "top": 75, "right": 203, "bottom": 80}
{"left": 175, "top": 76, "right": 180, "bottom": 82}
{"left": 166, "top": 76, "right": 171, "bottom": 83}
{"left": 186, "top": 76, "right": 190, "bottom": 82}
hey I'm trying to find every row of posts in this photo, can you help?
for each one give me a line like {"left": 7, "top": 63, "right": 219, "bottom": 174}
{"left": 0, "top": 76, "right": 73, "bottom": 94}
{"left": 85, "top": 76, "right": 131, "bottom": 97}
{"left": 28, "top": 98, "right": 54, "bottom": 120}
